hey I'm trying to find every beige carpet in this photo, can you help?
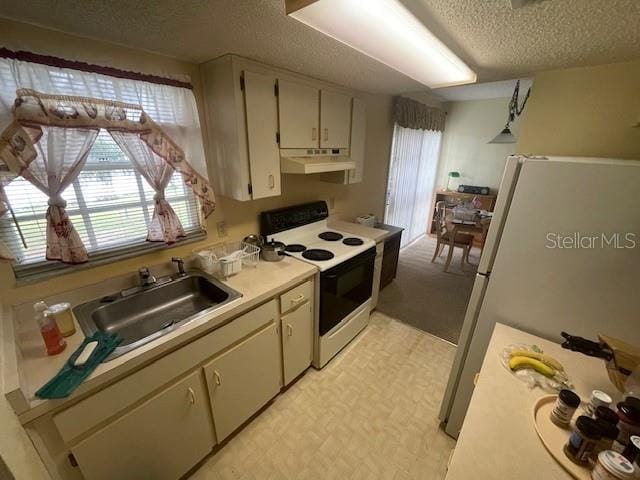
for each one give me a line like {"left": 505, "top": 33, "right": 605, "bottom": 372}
{"left": 190, "top": 313, "right": 456, "bottom": 480}
{"left": 376, "top": 235, "right": 478, "bottom": 344}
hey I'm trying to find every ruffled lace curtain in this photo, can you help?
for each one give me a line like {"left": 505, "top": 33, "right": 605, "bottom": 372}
{"left": 111, "top": 132, "right": 185, "bottom": 243}
{"left": 0, "top": 55, "right": 215, "bottom": 264}
{"left": 0, "top": 172, "right": 15, "bottom": 260}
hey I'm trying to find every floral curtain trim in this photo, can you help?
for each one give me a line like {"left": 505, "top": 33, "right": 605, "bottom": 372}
{"left": 110, "top": 131, "right": 186, "bottom": 244}
{"left": 10, "top": 89, "right": 216, "bottom": 217}
{"left": 0, "top": 89, "right": 215, "bottom": 265}
{"left": 393, "top": 96, "right": 445, "bottom": 132}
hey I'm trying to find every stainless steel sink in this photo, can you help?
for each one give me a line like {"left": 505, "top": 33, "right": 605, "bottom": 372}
{"left": 74, "top": 271, "right": 242, "bottom": 360}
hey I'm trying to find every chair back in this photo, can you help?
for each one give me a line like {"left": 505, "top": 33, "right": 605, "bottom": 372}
{"left": 434, "top": 201, "right": 448, "bottom": 240}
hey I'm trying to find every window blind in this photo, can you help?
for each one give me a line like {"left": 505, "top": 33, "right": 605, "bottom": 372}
{"left": 0, "top": 130, "right": 202, "bottom": 266}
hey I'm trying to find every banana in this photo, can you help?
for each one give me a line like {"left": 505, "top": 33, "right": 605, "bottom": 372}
{"left": 509, "top": 356, "right": 556, "bottom": 378}
{"left": 509, "top": 349, "right": 564, "bottom": 372}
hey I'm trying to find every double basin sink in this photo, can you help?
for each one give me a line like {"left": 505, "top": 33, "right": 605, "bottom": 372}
{"left": 73, "top": 271, "right": 242, "bottom": 360}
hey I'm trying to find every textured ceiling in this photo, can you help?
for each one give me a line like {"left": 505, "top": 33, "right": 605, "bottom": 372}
{"left": 0, "top": 0, "right": 638, "bottom": 94}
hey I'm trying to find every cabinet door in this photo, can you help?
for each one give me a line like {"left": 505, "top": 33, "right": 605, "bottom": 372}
{"left": 281, "top": 301, "right": 313, "bottom": 385}
{"left": 278, "top": 79, "right": 319, "bottom": 148}
{"left": 320, "top": 90, "right": 352, "bottom": 148}
{"left": 347, "top": 97, "right": 366, "bottom": 183}
{"left": 204, "top": 322, "right": 281, "bottom": 442}
{"left": 244, "top": 70, "right": 281, "bottom": 199}
{"left": 72, "top": 370, "right": 213, "bottom": 480}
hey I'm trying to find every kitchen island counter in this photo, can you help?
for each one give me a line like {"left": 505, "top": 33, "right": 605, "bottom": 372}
{"left": 445, "top": 323, "right": 621, "bottom": 480}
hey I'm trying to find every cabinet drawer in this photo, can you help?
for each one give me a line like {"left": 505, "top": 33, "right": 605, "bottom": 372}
{"left": 281, "top": 300, "right": 313, "bottom": 385}
{"left": 72, "top": 370, "right": 214, "bottom": 480}
{"left": 204, "top": 322, "right": 281, "bottom": 442}
{"left": 54, "top": 299, "right": 278, "bottom": 443}
{"left": 280, "top": 280, "right": 312, "bottom": 314}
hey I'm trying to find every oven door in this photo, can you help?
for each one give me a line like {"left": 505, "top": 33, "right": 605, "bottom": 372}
{"left": 319, "top": 247, "right": 376, "bottom": 336}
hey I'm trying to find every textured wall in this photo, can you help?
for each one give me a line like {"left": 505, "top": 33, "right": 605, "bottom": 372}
{"left": 516, "top": 60, "right": 640, "bottom": 159}
{"left": 436, "top": 98, "right": 521, "bottom": 191}
{"left": 0, "top": 19, "right": 394, "bottom": 305}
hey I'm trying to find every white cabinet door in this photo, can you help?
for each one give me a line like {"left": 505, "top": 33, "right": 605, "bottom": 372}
{"left": 72, "top": 370, "right": 213, "bottom": 480}
{"left": 320, "top": 90, "right": 352, "bottom": 148}
{"left": 204, "top": 322, "right": 281, "bottom": 442}
{"left": 281, "top": 301, "right": 313, "bottom": 385}
{"left": 347, "top": 97, "right": 366, "bottom": 183}
{"left": 244, "top": 70, "right": 281, "bottom": 199}
{"left": 278, "top": 79, "right": 319, "bottom": 148}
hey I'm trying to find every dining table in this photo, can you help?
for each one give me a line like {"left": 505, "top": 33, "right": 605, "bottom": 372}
{"left": 444, "top": 211, "right": 492, "bottom": 270}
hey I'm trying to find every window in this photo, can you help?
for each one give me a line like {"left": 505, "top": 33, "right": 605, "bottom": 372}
{"left": 0, "top": 130, "right": 203, "bottom": 272}
{"left": 384, "top": 124, "right": 442, "bottom": 248}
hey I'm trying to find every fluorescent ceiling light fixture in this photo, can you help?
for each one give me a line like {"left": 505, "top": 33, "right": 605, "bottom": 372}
{"left": 287, "top": 0, "right": 476, "bottom": 88}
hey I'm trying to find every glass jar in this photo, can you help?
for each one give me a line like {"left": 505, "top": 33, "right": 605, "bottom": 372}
{"left": 565, "top": 416, "right": 602, "bottom": 465}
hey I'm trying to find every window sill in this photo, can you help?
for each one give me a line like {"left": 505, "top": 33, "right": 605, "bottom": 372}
{"left": 12, "top": 231, "right": 207, "bottom": 286}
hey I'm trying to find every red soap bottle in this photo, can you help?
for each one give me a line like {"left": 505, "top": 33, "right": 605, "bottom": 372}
{"left": 34, "top": 301, "right": 66, "bottom": 356}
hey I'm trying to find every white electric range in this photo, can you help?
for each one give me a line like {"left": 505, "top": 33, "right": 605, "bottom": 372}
{"left": 261, "top": 202, "right": 376, "bottom": 367}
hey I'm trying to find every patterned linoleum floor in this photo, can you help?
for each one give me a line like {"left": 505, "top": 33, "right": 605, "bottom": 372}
{"left": 189, "top": 312, "right": 457, "bottom": 480}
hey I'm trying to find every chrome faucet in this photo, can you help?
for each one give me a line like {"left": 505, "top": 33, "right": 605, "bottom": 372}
{"left": 172, "top": 257, "right": 186, "bottom": 276}
{"left": 138, "top": 267, "right": 157, "bottom": 287}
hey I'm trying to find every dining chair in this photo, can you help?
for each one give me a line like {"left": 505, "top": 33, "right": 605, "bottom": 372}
{"left": 431, "top": 201, "right": 474, "bottom": 272}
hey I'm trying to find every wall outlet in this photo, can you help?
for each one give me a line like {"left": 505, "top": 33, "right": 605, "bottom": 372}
{"left": 216, "top": 221, "right": 227, "bottom": 237}
{"left": 328, "top": 197, "right": 335, "bottom": 210}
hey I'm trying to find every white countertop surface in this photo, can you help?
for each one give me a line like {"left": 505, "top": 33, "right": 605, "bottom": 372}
{"left": 327, "top": 218, "right": 391, "bottom": 242}
{"left": 4, "top": 257, "right": 317, "bottom": 423}
{"left": 445, "top": 323, "right": 621, "bottom": 480}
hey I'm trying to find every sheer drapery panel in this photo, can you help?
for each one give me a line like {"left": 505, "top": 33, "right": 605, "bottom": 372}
{"left": 385, "top": 124, "right": 442, "bottom": 248}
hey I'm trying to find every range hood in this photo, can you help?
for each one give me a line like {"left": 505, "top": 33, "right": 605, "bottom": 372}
{"left": 280, "top": 148, "right": 355, "bottom": 174}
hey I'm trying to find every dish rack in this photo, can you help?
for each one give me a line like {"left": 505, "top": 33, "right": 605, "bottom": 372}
{"left": 194, "top": 241, "right": 260, "bottom": 279}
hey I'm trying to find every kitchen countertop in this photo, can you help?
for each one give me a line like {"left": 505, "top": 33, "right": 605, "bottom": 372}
{"left": 328, "top": 218, "right": 394, "bottom": 242}
{"left": 4, "top": 257, "right": 317, "bottom": 424}
{"left": 445, "top": 323, "right": 621, "bottom": 480}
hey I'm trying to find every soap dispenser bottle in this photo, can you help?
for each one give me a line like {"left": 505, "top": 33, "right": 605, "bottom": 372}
{"left": 34, "top": 301, "right": 66, "bottom": 356}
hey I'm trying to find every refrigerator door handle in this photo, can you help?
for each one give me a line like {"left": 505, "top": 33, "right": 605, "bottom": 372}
{"left": 439, "top": 273, "right": 489, "bottom": 434}
{"left": 477, "top": 155, "right": 523, "bottom": 274}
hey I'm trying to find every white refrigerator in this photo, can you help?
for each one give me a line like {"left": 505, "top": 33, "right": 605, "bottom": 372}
{"left": 439, "top": 155, "right": 640, "bottom": 438}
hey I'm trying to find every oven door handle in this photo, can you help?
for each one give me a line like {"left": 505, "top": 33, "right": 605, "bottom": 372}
{"left": 323, "top": 249, "right": 376, "bottom": 278}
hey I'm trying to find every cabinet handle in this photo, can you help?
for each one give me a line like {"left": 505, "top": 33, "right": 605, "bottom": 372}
{"left": 287, "top": 324, "right": 293, "bottom": 337}
{"left": 291, "top": 294, "right": 305, "bottom": 304}
{"left": 188, "top": 387, "right": 196, "bottom": 405}
{"left": 268, "top": 174, "right": 275, "bottom": 189}
{"left": 214, "top": 371, "right": 221, "bottom": 386}
{"left": 312, "top": 127, "right": 317, "bottom": 141}
{"left": 324, "top": 128, "right": 328, "bottom": 141}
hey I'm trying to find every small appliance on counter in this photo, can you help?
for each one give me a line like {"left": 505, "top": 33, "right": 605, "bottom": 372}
{"left": 355, "top": 214, "right": 376, "bottom": 228}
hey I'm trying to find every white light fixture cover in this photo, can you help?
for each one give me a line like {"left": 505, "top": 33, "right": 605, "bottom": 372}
{"left": 488, "top": 127, "right": 517, "bottom": 144}
{"left": 288, "top": 0, "right": 476, "bottom": 88}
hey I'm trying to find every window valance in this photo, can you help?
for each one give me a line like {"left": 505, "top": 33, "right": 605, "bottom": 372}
{"left": 393, "top": 96, "right": 445, "bottom": 132}
{"left": 0, "top": 54, "right": 213, "bottom": 264}
{"left": 0, "top": 89, "right": 214, "bottom": 263}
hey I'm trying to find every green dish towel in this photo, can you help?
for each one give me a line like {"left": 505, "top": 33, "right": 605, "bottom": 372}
{"left": 35, "top": 332, "right": 121, "bottom": 399}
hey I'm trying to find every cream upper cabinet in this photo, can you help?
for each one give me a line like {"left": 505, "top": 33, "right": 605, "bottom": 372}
{"left": 280, "top": 300, "right": 313, "bottom": 385}
{"left": 244, "top": 70, "right": 281, "bottom": 198}
{"left": 347, "top": 97, "right": 366, "bottom": 183}
{"left": 278, "top": 79, "right": 320, "bottom": 149}
{"left": 71, "top": 370, "right": 214, "bottom": 480}
{"left": 203, "top": 315, "right": 282, "bottom": 442}
{"left": 202, "top": 57, "right": 280, "bottom": 201}
{"left": 320, "top": 90, "right": 352, "bottom": 148}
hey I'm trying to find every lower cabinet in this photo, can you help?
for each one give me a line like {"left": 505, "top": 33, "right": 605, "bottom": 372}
{"left": 71, "top": 370, "right": 214, "bottom": 480}
{"left": 281, "top": 301, "right": 313, "bottom": 385}
{"left": 204, "top": 321, "right": 282, "bottom": 442}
